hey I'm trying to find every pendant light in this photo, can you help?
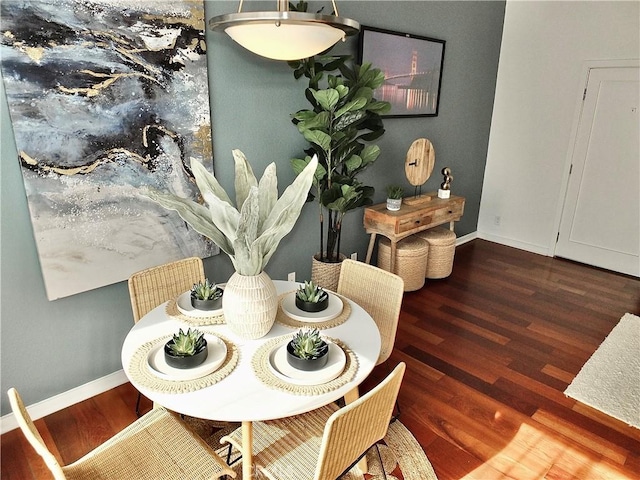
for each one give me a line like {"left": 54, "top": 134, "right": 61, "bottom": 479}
{"left": 209, "top": 0, "right": 360, "bottom": 61}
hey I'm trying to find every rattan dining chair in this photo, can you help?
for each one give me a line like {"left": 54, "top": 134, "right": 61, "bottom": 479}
{"left": 337, "top": 259, "right": 404, "bottom": 366}
{"left": 128, "top": 256, "right": 205, "bottom": 415}
{"left": 337, "top": 259, "right": 404, "bottom": 420}
{"left": 7, "top": 387, "right": 235, "bottom": 480}
{"left": 220, "top": 362, "right": 406, "bottom": 480}
{"left": 128, "top": 256, "right": 205, "bottom": 323}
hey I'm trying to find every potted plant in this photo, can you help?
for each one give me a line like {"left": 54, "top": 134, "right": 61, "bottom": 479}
{"left": 147, "top": 150, "right": 318, "bottom": 339}
{"left": 386, "top": 185, "right": 404, "bottom": 211}
{"left": 286, "top": 328, "right": 329, "bottom": 371}
{"left": 190, "top": 279, "right": 223, "bottom": 311}
{"left": 289, "top": 52, "right": 391, "bottom": 289}
{"left": 295, "top": 280, "right": 329, "bottom": 313}
{"left": 164, "top": 328, "right": 208, "bottom": 369}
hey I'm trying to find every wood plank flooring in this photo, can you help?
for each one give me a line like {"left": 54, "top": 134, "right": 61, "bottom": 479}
{"left": 2, "top": 239, "right": 639, "bottom": 479}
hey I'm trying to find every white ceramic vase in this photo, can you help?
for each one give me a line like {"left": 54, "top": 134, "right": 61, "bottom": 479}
{"left": 223, "top": 271, "right": 278, "bottom": 339}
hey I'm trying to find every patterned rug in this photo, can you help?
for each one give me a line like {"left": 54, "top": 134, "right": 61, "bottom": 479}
{"left": 184, "top": 417, "right": 438, "bottom": 479}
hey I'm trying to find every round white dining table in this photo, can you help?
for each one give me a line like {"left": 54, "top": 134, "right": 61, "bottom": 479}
{"left": 121, "top": 280, "right": 381, "bottom": 480}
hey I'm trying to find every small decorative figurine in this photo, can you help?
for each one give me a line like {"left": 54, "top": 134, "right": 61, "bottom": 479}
{"left": 438, "top": 167, "right": 453, "bottom": 199}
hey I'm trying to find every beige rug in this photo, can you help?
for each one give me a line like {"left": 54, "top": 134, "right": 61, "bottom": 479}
{"left": 185, "top": 417, "right": 438, "bottom": 479}
{"left": 565, "top": 312, "right": 640, "bottom": 428}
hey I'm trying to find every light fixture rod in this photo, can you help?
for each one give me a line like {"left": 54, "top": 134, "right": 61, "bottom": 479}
{"left": 331, "top": 0, "right": 339, "bottom": 16}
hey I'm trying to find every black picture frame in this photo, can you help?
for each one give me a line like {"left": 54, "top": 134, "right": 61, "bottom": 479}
{"left": 358, "top": 26, "right": 445, "bottom": 118}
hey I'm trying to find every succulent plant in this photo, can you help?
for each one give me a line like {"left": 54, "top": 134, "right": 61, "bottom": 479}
{"left": 190, "top": 279, "right": 222, "bottom": 301}
{"left": 289, "top": 328, "right": 328, "bottom": 360}
{"left": 295, "top": 280, "right": 328, "bottom": 303}
{"left": 167, "top": 328, "right": 206, "bottom": 357}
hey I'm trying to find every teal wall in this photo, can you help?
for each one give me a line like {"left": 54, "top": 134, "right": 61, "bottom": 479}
{"left": 0, "top": 1, "right": 505, "bottom": 415}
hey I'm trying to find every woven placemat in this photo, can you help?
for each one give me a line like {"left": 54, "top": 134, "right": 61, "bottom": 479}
{"left": 165, "top": 298, "right": 226, "bottom": 326}
{"left": 275, "top": 291, "right": 351, "bottom": 330}
{"left": 252, "top": 335, "right": 358, "bottom": 396}
{"left": 128, "top": 330, "right": 238, "bottom": 394}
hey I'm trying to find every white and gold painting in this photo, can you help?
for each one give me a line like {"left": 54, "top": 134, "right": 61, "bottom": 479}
{"left": 0, "top": 0, "right": 217, "bottom": 300}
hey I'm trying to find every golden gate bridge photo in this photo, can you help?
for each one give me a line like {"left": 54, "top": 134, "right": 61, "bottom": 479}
{"left": 360, "top": 27, "right": 445, "bottom": 117}
{"left": 378, "top": 50, "right": 442, "bottom": 114}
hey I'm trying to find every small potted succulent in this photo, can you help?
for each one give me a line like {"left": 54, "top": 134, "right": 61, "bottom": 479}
{"left": 386, "top": 185, "right": 404, "bottom": 211}
{"left": 295, "top": 280, "right": 329, "bottom": 313}
{"left": 164, "top": 328, "right": 208, "bottom": 369}
{"left": 286, "top": 328, "right": 329, "bottom": 371}
{"left": 190, "top": 279, "right": 223, "bottom": 311}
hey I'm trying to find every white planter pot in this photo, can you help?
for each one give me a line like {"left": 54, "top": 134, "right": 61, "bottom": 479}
{"left": 386, "top": 198, "right": 402, "bottom": 211}
{"left": 222, "top": 271, "right": 278, "bottom": 339}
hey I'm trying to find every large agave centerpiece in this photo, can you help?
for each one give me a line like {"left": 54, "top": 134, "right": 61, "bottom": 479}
{"left": 147, "top": 149, "right": 317, "bottom": 338}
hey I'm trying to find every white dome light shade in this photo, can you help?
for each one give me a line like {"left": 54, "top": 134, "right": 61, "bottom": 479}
{"left": 225, "top": 22, "right": 345, "bottom": 61}
{"left": 209, "top": 8, "right": 360, "bottom": 61}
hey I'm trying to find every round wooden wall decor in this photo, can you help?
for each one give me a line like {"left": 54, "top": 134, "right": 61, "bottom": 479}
{"left": 405, "top": 138, "right": 435, "bottom": 187}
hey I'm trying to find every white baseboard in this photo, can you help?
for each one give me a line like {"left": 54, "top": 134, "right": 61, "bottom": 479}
{"left": 456, "top": 231, "right": 477, "bottom": 245}
{"left": 476, "top": 231, "right": 552, "bottom": 256}
{"left": 1, "top": 370, "right": 128, "bottom": 434}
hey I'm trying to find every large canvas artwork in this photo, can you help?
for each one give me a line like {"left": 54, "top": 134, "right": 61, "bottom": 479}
{"left": 0, "top": 0, "right": 218, "bottom": 300}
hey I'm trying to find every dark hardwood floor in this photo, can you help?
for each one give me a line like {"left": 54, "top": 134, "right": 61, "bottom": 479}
{"left": 3, "top": 239, "right": 639, "bottom": 479}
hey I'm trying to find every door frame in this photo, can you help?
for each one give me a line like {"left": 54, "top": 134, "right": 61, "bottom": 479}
{"left": 551, "top": 58, "right": 640, "bottom": 261}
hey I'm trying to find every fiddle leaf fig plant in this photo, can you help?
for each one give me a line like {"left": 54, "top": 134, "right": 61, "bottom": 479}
{"left": 147, "top": 150, "right": 318, "bottom": 276}
{"left": 289, "top": 55, "right": 390, "bottom": 263}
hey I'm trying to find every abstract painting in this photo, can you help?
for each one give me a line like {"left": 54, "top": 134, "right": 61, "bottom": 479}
{"left": 359, "top": 25, "right": 445, "bottom": 117}
{"left": 0, "top": 0, "right": 218, "bottom": 300}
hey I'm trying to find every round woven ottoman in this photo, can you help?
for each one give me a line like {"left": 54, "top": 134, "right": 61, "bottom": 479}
{"left": 416, "top": 227, "right": 457, "bottom": 279}
{"left": 377, "top": 236, "right": 429, "bottom": 291}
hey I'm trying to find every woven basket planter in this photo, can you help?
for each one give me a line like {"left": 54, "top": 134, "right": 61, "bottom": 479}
{"left": 416, "top": 227, "right": 457, "bottom": 279}
{"left": 222, "top": 271, "right": 278, "bottom": 339}
{"left": 378, "top": 236, "right": 429, "bottom": 292}
{"left": 311, "top": 253, "right": 346, "bottom": 292}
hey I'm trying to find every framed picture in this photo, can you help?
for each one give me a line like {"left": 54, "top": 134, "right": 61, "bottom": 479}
{"left": 359, "top": 26, "right": 445, "bottom": 118}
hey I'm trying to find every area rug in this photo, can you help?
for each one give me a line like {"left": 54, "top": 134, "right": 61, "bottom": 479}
{"left": 565, "top": 312, "right": 640, "bottom": 428}
{"left": 186, "top": 417, "right": 438, "bottom": 479}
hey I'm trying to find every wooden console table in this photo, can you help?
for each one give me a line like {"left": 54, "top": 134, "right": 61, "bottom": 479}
{"left": 363, "top": 194, "right": 465, "bottom": 272}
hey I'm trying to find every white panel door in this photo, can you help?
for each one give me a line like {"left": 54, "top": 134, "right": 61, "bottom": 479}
{"left": 556, "top": 66, "right": 639, "bottom": 277}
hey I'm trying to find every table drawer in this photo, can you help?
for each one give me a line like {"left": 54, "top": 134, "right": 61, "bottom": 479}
{"left": 397, "top": 212, "right": 433, "bottom": 233}
{"left": 396, "top": 201, "right": 464, "bottom": 234}
{"left": 430, "top": 201, "right": 464, "bottom": 225}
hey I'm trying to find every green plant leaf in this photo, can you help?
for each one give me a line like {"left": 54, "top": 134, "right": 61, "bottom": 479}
{"left": 360, "top": 145, "right": 381, "bottom": 166}
{"left": 344, "top": 154, "right": 363, "bottom": 174}
{"left": 232, "top": 150, "right": 258, "bottom": 211}
{"left": 367, "top": 100, "right": 391, "bottom": 114}
{"left": 144, "top": 188, "right": 235, "bottom": 256}
{"left": 292, "top": 110, "right": 316, "bottom": 123}
{"left": 257, "top": 163, "right": 277, "bottom": 231}
{"left": 297, "top": 111, "right": 330, "bottom": 132}
{"left": 303, "top": 130, "right": 331, "bottom": 151}
{"left": 335, "top": 97, "right": 368, "bottom": 118}
{"left": 335, "top": 84, "right": 349, "bottom": 98}
{"left": 312, "top": 89, "right": 339, "bottom": 110}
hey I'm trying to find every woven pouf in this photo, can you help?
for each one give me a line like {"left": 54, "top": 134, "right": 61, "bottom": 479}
{"left": 417, "top": 227, "right": 457, "bottom": 279}
{"left": 378, "top": 236, "right": 429, "bottom": 292}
